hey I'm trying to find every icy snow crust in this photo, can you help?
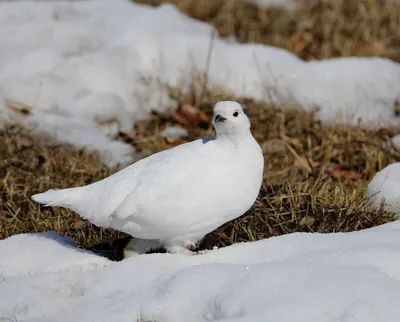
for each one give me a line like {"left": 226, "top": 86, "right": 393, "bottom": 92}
{"left": 1, "top": 0, "right": 400, "bottom": 167}
{"left": 1, "top": 224, "right": 400, "bottom": 322}
{"left": 368, "top": 162, "right": 400, "bottom": 216}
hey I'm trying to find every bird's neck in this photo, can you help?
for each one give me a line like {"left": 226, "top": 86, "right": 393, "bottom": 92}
{"left": 217, "top": 130, "right": 258, "bottom": 148}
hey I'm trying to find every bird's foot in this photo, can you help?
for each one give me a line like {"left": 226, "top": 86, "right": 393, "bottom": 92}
{"left": 123, "top": 249, "right": 140, "bottom": 259}
{"left": 165, "top": 245, "right": 196, "bottom": 255}
{"left": 185, "top": 243, "right": 197, "bottom": 251}
{"left": 123, "top": 238, "right": 162, "bottom": 259}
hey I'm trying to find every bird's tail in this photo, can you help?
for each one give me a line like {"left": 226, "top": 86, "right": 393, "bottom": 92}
{"left": 31, "top": 187, "right": 86, "bottom": 214}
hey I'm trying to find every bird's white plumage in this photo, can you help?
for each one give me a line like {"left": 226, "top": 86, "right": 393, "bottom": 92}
{"left": 32, "top": 101, "right": 264, "bottom": 255}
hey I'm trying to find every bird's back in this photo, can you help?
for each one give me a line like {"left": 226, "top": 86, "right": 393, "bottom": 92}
{"left": 50, "top": 137, "right": 219, "bottom": 227}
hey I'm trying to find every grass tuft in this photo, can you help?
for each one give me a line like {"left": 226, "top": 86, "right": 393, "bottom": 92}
{"left": 1, "top": 95, "right": 398, "bottom": 260}
{"left": 134, "top": 0, "right": 400, "bottom": 62}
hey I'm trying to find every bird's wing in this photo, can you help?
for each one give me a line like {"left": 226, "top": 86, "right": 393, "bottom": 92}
{"left": 66, "top": 155, "right": 152, "bottom": 226}
{"left": 113, "top": 137, "right": 224, "bottom": 224}
{"left": 65, "top": 138, "right": 213, "bottom": 230}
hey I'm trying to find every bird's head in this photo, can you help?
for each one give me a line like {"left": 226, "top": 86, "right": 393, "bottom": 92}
{"left": 212, "top": 101, "right": 251, "bottom": 136}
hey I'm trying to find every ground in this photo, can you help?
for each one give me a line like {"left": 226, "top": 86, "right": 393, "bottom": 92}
{"left": 1, "top": 0, "right": 400, "bottom": 260}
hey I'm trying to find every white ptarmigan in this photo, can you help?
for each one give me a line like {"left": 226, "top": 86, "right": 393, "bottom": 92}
{"left": 32, "top": 101, "right": 264, "bottom": 256}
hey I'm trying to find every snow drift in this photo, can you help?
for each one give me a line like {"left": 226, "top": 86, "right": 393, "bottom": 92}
{"left": 1, "top": 223, "right": 400, "bottom": 322}
{"left": 0, "top": 0, "right": 400, "bottom": 167}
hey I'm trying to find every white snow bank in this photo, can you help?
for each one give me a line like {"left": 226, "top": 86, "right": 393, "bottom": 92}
{"left": 0, "top": 232, "right": 107, "bottom": 277}
{"left": 162, "top": 126, "right": 189, "bottom": 140}
{"left": 0, "top": 93, "right": 5, "bottom": 112}
{"left": 248, "top": 0, "right": 295, "bottom": 8}
{"left": 368, "top": 162, "right": 400, "bottom": 217}
{"left": 1, "top": 0, "right": 400, "bottom": 167}
{"left": 2, "top": 223, "right": 400, "bottom": 322}
{"left": 2, "top": 101, "right": 134, "bottom": 167}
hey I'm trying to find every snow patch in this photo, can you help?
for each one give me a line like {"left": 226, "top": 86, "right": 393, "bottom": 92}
{"left": 1, "top": 223, "right": 400, "bottom": 321}
{"left": 0, "top": 0, "right": 400, "bottom": 167}
{"left": 162, "top": 126, "right": 189, "bottom": 140}
{"left": 248, "top": 0, "right": 296, "bottom": 8}
{"left": 368, "top": 162, "right": 400, "bottom": 216}
{"left": 0, "top": 232, "right": 108, "bottom": 278}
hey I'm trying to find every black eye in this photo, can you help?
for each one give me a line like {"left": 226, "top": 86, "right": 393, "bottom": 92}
{"left": 233, "top": 111, "right": 239, "bottom": 117}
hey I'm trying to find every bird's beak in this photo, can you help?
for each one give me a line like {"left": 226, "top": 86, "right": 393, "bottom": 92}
{"left": 214, "top": 114, "right": 227, "bottom": 123}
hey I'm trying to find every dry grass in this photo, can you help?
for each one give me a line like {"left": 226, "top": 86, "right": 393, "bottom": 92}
{"left": 134, "top": 0, "right": 400, "bottom": 62}
{"left": 1, "top": 95, "right": 398, "bottom": 260}
{"left": 0, "top": 126, "right": 123, "bottom": 245}
{"left": 1, "top": 0, "right": 400, "bottom": 260}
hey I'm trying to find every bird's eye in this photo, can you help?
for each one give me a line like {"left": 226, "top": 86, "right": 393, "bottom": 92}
{"left": 233, "top": 112, "right": 239, "bottom": 117}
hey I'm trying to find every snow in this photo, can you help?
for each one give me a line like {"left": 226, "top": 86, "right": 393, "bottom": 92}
{"left": 248, "top": 0, "right": 295, "bottom": 8}
{"left": 1, "top": 1, "right": 400, "bottom": 320}
{"left": 368, "top": 162, "right": 400, "bottom": 217}
{"left": 162, "top": 126, "right": 188, "bottom": 140}
{"left": 0, "top": 0, "right": 400, "bottom": 167}
{"left": 1, "top": 223, "right": 400, "bottom": 322}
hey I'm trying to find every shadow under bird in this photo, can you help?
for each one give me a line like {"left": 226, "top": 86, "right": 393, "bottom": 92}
{"left": 32, "top": 101, "right": 264, "bottom": 256}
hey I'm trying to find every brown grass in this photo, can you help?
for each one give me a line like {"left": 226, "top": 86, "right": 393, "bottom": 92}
{"left": 1, "top": 0, "right": 400, "bottom": 260}
{"left": 1, "top": 95, "right": 398, "bottom": 260}
{"left": 134, "top": 0, "right": 400, "bottom": 62}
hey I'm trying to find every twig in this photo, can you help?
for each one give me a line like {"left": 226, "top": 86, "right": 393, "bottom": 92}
{"left": 198, "top": 29, "right": 216, "bottom": 105}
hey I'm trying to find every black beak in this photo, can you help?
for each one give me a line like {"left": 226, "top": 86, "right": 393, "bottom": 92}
{"left": 214, "top": 114, "right": 227, "bottom": 123}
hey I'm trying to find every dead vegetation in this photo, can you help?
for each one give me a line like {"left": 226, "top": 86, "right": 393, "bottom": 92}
{"left": 1, "top": 0, "right": 400, "bottom": 260}
{"left": 134, "top": 0, "right": 400, "bottom": 62}
{"left": 1, "top": 95, "right": 398, "bottom": 260}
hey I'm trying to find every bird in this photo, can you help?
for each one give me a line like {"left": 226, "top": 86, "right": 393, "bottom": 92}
{"left": 32, "top": 101, "right": 264, "bottom": 257}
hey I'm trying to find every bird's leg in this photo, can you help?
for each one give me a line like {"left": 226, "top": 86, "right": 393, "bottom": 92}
{"left": 185, "top": 241, "right": 197, "bottom": 251}
{"left": 123, "top": 237, "right": 162, "bottom": 259}
{"left": 165, "top": 245, "right": 194, "bottom": 255}
{"left": 123, "top": 248, "right": 140, "bottom": 259}
{"left": 164, "top": 240, "right": 198, "bottom": 255}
